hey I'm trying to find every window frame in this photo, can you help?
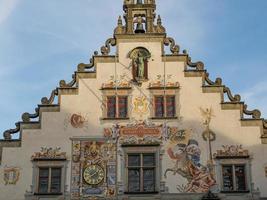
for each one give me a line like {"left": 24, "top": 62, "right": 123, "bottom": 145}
{"left": 122, "top": 146, "right": 160, "bottom": 194}
{"left": 153, "top": 95, "right": 176, "bottom": 119}
{"left": 37, "top": 167, "right": 62, "bottom": 194}
{"left": 32, "top": 160, "right": 67, "bottom": 196}
{"left": 126, "top": 153, "right": 156, "bottom": 193}
{"left": 106, "top": 95, "right": 129, "bottom": 119}
{"left": 221, "top": 164, "right": 247, "bottom": 192}
{"left": 215, "top": 158, "right": 251, "bottom": 194}
{"left": 101, "top": 89, "right": 132, "bottom": 121}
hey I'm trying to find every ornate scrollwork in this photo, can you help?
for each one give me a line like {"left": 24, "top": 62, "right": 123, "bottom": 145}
{"left": 21, "top": 108, "right": 40, "bottom": 123}
{"left": 77, "top": 51, "right": 98, "bottom": 72}
{"left": 41, "top": 89, "right": 58, "bottom": 105}
{"left": 214, "top": 145, "right": 249, "bottom": 158}
{"left": 101, "top": 38, "right": 116, "bottom": 55}
{"left": 59, "top": 74, "right": 76, "bottom": 88}
{"left": 3, "top": 122, "right": 20, "bottom": 140}
{"left": 164, "top": 37, "right": 180, "bottom": 55}
{"left": 187, "top": 56, "right": 204, "bottom": 70}
{"left": 223, "top": 87, "right": 241, "bottom": 103}
{"left": 243, "top": 104, "right": 261, "bottom": 119}
{"left": 204, "top": 73, "right": 222, "bottom": 86}
{"left": 264, "top": 120, "right": 267, "bottom": 129}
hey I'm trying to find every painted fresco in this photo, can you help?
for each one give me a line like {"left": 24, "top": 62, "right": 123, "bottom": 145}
{"left": 71, "top": 140, "right": 116, "bottom": 199}
{"left": 164, "top": 129, "right": 216, "bottom": 193}
{"left": 64, "top": 113, "right": 90, "bottom": 131}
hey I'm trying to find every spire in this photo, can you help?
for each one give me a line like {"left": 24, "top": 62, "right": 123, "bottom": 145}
{"left": 114, "top": 0, "right": 165, "bottom": 35}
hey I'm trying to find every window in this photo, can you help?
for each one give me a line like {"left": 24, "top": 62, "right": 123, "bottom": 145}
{"left": 154, "top": 95, "right": 176, "bottom": 118}
{"left": 127, "top": 153, "right": 156, "bottom": 193}
{"left": 107, "top": 96, "right": 128, "bottom": 119}
{"left": 38, "top": 167, "right": 62, "bottom": 194}
{"left": 222, "top": 165, "right": 247, "bottom": 192}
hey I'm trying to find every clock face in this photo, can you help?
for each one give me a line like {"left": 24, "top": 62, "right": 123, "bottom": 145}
{"left": 83, "top": 165, "right": 105, "bottom": 185}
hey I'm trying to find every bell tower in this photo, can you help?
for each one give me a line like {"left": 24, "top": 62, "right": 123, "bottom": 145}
{"left": 114, "top": 0, "right": 165, "bottom": 35}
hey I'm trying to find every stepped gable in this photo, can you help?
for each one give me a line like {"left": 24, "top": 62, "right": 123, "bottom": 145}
{"left": 1, "top": 0, "right": 267, "bottom": 147}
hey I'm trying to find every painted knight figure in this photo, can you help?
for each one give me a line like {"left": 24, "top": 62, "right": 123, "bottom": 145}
{"left": 0, "top": 0, "right": 267, "bottom": 200}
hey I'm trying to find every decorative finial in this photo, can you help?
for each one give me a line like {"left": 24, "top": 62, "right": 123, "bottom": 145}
{"left": 157, "top": 15, "right": 162, "bottom": 25}
{"left": 118, "top": 16, "right": 122, "bottom": 26}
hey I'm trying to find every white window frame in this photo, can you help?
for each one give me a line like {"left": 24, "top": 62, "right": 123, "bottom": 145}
{"left": 215, "top": 158, "right": 251, "bottom": 193}
{"left": 121, "top": 146, "right": 160, "bottom": 194}
{"left": 32, "top": 160, "right": 68, "bottom": 196}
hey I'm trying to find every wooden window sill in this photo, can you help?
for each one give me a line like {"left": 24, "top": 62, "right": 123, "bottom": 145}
{"left": 150, "top": 117, "right": 178, "bottom": 120}
{"left": 34, "top": 192, "right": 63, "bottom": 196}
{"left": 220, "top": 190, "right": 249, "bottom": 193}
{"left": 102, "top": 117, "right": 130, "bottom": 120}
{"left": 124, "top": 191, "right": 158, "bottom": 195}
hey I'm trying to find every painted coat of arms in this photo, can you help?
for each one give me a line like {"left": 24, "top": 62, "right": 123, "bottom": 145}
{"left": 133, "top": 96, "right": 149, "bottom": 117}
{"left": 3, "top": 167, "right": 20, "bottom": 185}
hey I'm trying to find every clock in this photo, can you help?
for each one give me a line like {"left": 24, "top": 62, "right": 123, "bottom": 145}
{"left": 83, "top": 165, "right": 105, "bottom": 185}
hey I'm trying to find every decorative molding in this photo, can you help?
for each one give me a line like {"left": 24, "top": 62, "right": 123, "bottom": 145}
{"left": 101, "top": 38, "right": 116, "bottom": 56}
{"left": 41, "top": 89, "right": 58, "bottom": 105}
{"left": 21, "top": 107, "right": 39, "bottom": 123}
{"left": 243, "top": 104, "right": 261, "bottom": 119}
{"left": 204, "top": 72, "right": 222, "bottom": 86}
{"left": 223, "top": 87, "right": 241, "bottom": 103}
{"left": 186, "top": 56, "right": 204, "bottom": 71}
{"left": 77, "top": 51, "right": 98, "bottom": 72}
{"left": 214, "top": 145, "right": 249, "bottom": 158}
{"left": 164, "top": 37, "right": 180, "bottom": 55}
{"left": 31, "top": 147, "right": 67, "bottom": 160}
{"left": 59, "top": 73, "right": 77, "bottom": 88}
{"left": 3, "top": 122, "right": 20, "bottom": 140}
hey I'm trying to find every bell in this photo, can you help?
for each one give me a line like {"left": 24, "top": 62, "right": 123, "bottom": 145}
{"left": 136, "top": 0, "right": 143, "bottom": 4}
{"left": 135, "top": 22, "right": 145, "bottom": 33}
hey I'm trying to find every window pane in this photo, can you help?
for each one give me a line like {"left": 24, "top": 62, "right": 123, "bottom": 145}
{"left": 155, "top": 96, "right": 164, "bottom": 117}
{"left": 128, "top": 155, "right": 140, "bottom": 166}
{"left": 143, "top": 154, "right": 155, "bottom": 167}
{"left": 166, "top": 96, "right": 176, "bottom": 117}
{"left": 38, "top": 168, "right": 49, "bottom": 193}
{"left": 143, "top": 169, "right": 155, "bottom": 192}
{"left": 51, "top": 168, "right": 61, "bottom": 193}
{"left": 222, "top": 166, "right": 234, "bottom": 191}
{"left": 128, "top": 169, "right": 140, "bottom": 192}
{"left": 235, "top": 165, "right": 246, "bottom": 191}
{"left": 118, "top": 96, "right": 128, "bottom": 118}
{"left": 107, "top": 96, "right": 116, "bottom": 118}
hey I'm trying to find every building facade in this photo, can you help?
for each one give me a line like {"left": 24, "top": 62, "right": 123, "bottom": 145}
{"left": 1, "top": 0, "right": 267, "bottom": 200}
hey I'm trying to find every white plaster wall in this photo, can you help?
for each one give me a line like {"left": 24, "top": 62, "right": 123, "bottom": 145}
{"left": 0, "top": 40, "right": 266, "bottom": 199}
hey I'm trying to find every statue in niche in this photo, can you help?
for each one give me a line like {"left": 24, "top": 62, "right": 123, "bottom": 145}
{"left": 129, "top": 47, "right": 151, "bottom": 83}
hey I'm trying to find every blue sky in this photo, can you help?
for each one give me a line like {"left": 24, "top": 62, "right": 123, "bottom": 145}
{"left": 0, "top": 0, "right": 267, "bottom": 138}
